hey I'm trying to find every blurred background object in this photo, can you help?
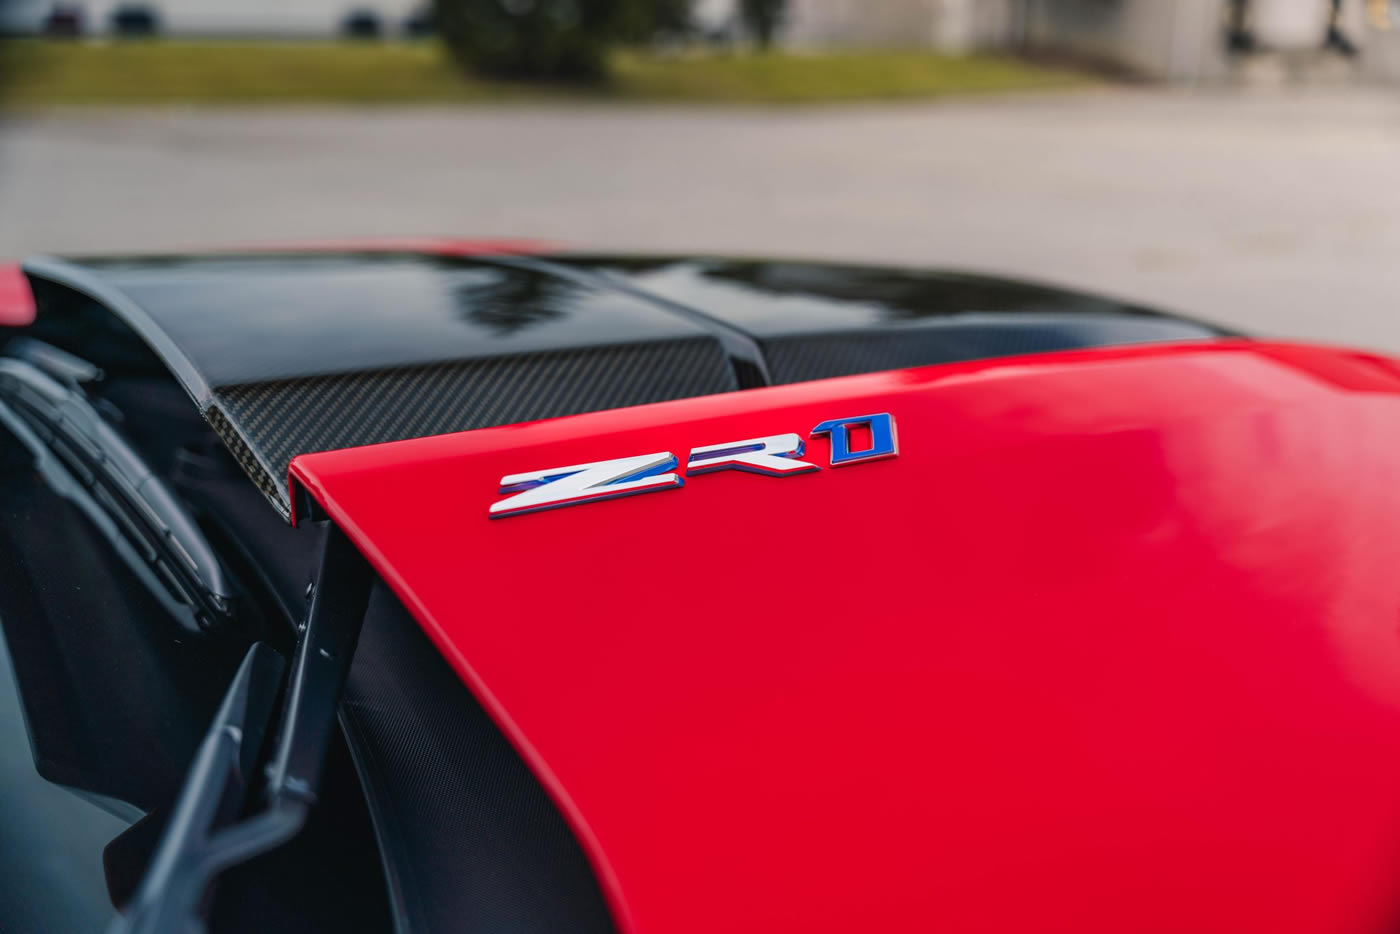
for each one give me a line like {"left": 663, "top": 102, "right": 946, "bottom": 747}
{"left": 1, "top": 0, "right": 1399, "bottom": 351}
{"left": 434, "top": 0, "right": 642, "bottom": 81}
{"left": 341, "top": 7, "right": 383, "bottom": 39}
{"left": 400, "top": 4, "right": 431, "bottom": 36}
{"left": 39, "top": 3, "right": 84, "bottom": 36}
{"left": 1, "top": 0, "right": 1395, "bottom": 78}
{"left": 740, "top": 0, "right": 783, "bottom": 47}
{"left": 108, "top": 2, "right": 160, "bottom": 36}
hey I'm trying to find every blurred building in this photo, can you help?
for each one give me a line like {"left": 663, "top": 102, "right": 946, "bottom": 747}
{"left": 1008, "top": 0, "right": 1380, "bottom": 81}
{"left": 709, "top": 0, "right": 1400, "bottom": 83}
{"left": 777, "top": 0, "right": 1014, "bottom": 51}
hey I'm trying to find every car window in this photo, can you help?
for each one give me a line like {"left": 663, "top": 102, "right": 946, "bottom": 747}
{"left": 0, "top": 300, "right": 395, "bottom": 932}
{"left": 0, "top": 407, "right": 249, "bottom": 927}
{"left": 0, "top": 619, "right": 129, "bottom": 931}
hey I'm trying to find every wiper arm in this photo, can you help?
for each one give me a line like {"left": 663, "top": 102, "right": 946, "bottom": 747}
{"left": 109, "top": 642, "right": 285, "bottom": 932}
{"left": 109, "top": 524, "right": 374, "bottom": 934}
{"left": 0, "top": 346, "right": 235, "bottom": 631}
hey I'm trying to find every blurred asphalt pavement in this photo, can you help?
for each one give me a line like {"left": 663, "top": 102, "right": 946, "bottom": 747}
{"left": 3, "top": 87, "right": 1400, "bottom": 350}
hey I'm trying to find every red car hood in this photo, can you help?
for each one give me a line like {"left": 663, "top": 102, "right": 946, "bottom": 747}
{"left": 292, "top": 340, "right": 1400, "bottom": 933}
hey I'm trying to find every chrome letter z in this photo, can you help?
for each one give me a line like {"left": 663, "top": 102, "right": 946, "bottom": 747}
{"left": 489, "top": 453, "right": 682, "bottom": 519}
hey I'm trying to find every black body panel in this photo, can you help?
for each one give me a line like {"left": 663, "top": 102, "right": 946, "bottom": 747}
{"left": 342, "top": 583, "right": 616, "bottom": 934}
{"left": 20, "top": 250, "right": 1226, "bottom": 517}
{"left": 552, "top": 256, "right": 1225, "bottom": 384}
{"left": 58, "top": 255, "right": 730, "bottom": 385}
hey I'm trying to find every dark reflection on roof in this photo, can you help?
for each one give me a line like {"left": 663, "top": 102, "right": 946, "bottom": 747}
{"left": 553, "top": 255, "right": 1204, "bottom": 335}
{"left": 449, "top": 265, "right": 569, "bottom": 337}
{"left": 549, "top": 254, "right": 1226, "bottom": 384}
{"left": 70, "top": 253, "right": 717, "bottom": 385}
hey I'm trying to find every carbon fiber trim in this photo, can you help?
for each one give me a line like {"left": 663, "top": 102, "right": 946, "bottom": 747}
{"left": 215, "top": 338, "right": 737, "bottom": 510}
{"left": 203, "top": 404, "right": 285, "bottom": 511}
{"left": 342, "top": 584, "right": 616, "bottom": 933}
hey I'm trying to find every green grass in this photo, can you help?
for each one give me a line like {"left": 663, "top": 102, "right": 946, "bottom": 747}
{"left": 611, "top": 49, "right": 1087, "bottom": 102}
{"left": 0, "top": 40, "right": 1090, "bottom": 108}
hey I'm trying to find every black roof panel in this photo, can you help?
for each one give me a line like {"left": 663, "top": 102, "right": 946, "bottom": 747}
{"left": 20, "top": 250, "right": 1224, "bottom": 518}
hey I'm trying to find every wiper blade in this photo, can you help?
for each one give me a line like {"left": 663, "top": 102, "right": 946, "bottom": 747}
{"left": 7, "top": 335, "right": 105, "bottom": 386}
{"left": 0, "top": 348, "right": 235, "bottom": 631}
{"left": 109, "top": 524, "right": 373, "bottom": 934}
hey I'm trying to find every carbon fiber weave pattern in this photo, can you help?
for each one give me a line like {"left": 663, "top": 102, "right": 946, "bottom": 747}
{"left": 203, "top": 404, "right": 286, "bottom": 508}
{"left": 340, "top": 585, "right": 616, "bottom": 933}
{"left": 215, "top": 338, "right": 737, "bottom": 514}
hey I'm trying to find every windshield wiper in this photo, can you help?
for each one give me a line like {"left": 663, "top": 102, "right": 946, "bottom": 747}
{"left": 0, "top": 343, "right": 235, "bottom": 631}
{"left": 109, "top": 524, "right": 374, "bottom": 934}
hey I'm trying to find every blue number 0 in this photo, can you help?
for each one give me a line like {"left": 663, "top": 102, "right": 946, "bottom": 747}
{"left": 809, "top": 413, "right": 898, "bottom": 467}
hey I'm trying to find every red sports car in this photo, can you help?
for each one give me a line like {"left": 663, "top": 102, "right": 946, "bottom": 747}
{"left": 2, "top": 242, "right": 1400, "bottom": 933}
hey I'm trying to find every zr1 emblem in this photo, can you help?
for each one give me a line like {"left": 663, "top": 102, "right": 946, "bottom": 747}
{"left": 489, "top": 413, "right": 897, "bottom": 518}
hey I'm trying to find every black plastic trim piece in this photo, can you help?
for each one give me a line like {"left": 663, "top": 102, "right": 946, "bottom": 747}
{"left": 108, "top": 523, "right": 374, "bottom": 934}
{"left": 264, "top": 525, "right": 374, "bottom": 804}
{"left": 106, "top": 643, "right": 285, "bottom": 934}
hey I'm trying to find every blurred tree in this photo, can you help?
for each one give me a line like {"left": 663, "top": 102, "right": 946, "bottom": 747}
{"left": 435, "top": 0, "right": 691, "bottom": 82}
{"left": 740, "top": 0, "right": 783, "bottom": 48}
{"left": 617, "top": 0, "right": 691, "bottom": 42}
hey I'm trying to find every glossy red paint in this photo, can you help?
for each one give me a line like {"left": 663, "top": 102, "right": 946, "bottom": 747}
{"left": 0, "top": 264, "right": 36, "bottom": 326}
{"left": 292, "top": 340, "right": 1400, "bottom": 934}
